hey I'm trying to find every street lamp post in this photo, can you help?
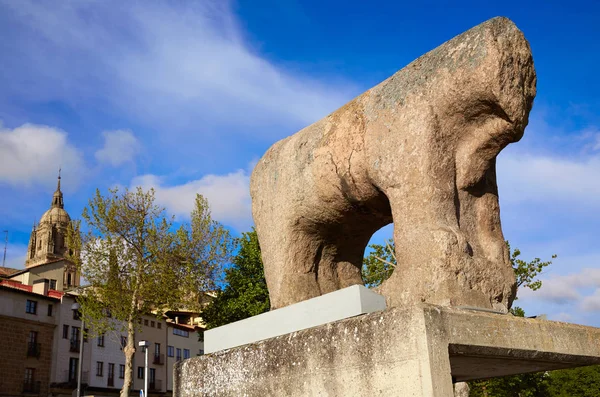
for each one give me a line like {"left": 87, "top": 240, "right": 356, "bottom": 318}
{"left": 71, "top": 302, "right": 84, "bottom": 397}
{"left": 138, "top": 341, "right": 150, "bottom": 397}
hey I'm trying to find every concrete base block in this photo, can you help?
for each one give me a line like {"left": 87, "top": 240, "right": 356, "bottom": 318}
{"left": 175, "top": 305, "right": 600, "bottom": 396}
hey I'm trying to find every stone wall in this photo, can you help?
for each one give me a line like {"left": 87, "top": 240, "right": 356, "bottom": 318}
{"left": 0, "top": 314, "right": 56, "bottom": 397}
{"left": 175, "top": 305, "right": 600, "bottom": 397}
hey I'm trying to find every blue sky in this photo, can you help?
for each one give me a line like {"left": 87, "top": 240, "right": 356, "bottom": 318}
{"left": 1, "top": 1, "right": 599, "bottom": 325}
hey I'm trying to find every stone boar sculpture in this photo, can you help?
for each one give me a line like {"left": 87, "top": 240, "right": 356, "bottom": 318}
{"left": 251, "top": 17, "right": 536, "bottom": 312}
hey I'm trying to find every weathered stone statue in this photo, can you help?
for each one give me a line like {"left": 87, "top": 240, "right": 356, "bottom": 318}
{"left": 251, "top": 17, "right": 536, "bottom": 312}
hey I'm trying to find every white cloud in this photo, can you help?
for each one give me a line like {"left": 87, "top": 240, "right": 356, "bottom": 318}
{"left": 0, "top": 1, "right": 356, "bottom": 137}
{"left": 552, "top": 312, "right": 574, "bottom": 323}
{"left": 131, "top": 170, "right": 252, "bottom": 231}
{"left": 0, "top": 123, "right": 84, "bottom": 186}
{"left": 498, "top": 152, "right": 600, "bottom": 208}
{"left": 95, "top": 129, "right": 140, "bottom": 167}
{"left": 581, "top": 291, "right": 600, "bottom": 312}
{"left": 520, "top": 268, "right": 600, "bottom": 312}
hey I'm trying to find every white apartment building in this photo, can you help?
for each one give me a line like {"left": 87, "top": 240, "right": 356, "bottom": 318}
{"left": 166, "top": 321, "right": 205, "bottom": 391}
{"left": 50, "top": 292, "right": 92, "bottom": 390}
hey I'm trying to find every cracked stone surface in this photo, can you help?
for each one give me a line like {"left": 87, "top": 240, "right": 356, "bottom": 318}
{"left": 251, "top": 17, "right": 536, "bottom": 311}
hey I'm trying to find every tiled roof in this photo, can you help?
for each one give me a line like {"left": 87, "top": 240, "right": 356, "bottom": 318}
{"left": 0, "top": 279, "right": 64, "bottom": 299}
{"left": 0, "top": 279, "right": 33, "bottom": 292}
{"left": 8, "top": 258, "right": 71, "bottom": 277}
{"left": 0, "top": 266, "right": 21, "bottom": 277}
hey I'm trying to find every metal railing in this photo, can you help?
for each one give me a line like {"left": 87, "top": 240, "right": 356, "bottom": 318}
{"left": 23, "top": 381, "right": 41, "bottom": 393}
{"left": 69, "top": 338, "right": 80, "bottom": 352}
{"left": 149, "top": 379, "right": 162, "bottom": 391}
{"left": 153, "top": 353, "right": 164, "bottom": 365}
{"left": 62, "top": 370, "right": 89, "bottom": 386}
{"left": 27, "top": 342, "right": 41, "bottom": 357}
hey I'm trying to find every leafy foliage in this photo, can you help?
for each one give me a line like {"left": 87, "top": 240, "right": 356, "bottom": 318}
{"left": 468, "top": 373, "right": 551, "bottom": 397}
{"left": 361, "top": 238, "right": 395, "bottom": 288}
{"left": 546, "top": 365, "right": 600, "bottom": 397}
{"left": 509, "top": 241, "right": 556, "bottom": 291}
{"left": 67, "top": 187, "right": 234, "bottom": 397}
{"left": 201, "top": 229, "right": 270, "bottom": 330}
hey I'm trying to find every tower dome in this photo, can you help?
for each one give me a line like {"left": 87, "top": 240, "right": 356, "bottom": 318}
{"left": 25, "top": 171, "right": 73, "bottom": 267}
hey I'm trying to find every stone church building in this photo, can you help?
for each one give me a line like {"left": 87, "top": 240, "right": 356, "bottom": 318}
{"left": 6, "top": 173, "right": 79, "bottom": 291}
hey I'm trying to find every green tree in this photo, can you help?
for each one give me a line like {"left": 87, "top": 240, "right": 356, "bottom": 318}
{"left": 508, "top": 242, "right": 556, "bottom": 316}
{"left": 546, "top": 365, "right": 600, "bottom": 397}
{"left": 201, "top": 229, "right": 270, "bottom": 329}
{"left": 468, "top": 372, "right": 550, "bottom": 397}
{"left": 67, "top": 187, "right": 235, "bottom": 397}
{"left": 361, "top": 238, "right": 395, "bottom": 288}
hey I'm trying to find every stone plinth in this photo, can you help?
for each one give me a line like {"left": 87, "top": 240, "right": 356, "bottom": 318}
{"left": 204, "top": 285, "right": 386, "bottom": 354}
{"left": 174, "top": 305, "right": 600, "bottom": 397}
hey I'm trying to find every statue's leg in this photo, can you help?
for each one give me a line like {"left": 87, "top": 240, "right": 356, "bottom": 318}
{"left": 316, "top": 219, "right": 390, "bottom": 295}
{"left": 270, "top": 224, "right": 377, "bottom": 308}
{"left": 268, "top": 229, "right": 323, "bottom": 309}
{"left": 379, "top": 182, "right": 514, "bottom": 311}
{"left": 316, "top": 242, "right": 365, "bottom": 295}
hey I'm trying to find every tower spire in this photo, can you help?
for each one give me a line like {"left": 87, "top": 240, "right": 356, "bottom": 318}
{"left": 51, "top": 168, "right": 64, "bottom": 209}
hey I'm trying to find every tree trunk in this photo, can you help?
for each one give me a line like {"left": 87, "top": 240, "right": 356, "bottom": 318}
{"left": 120, "top": 318, "right": 136, "bottom": 397}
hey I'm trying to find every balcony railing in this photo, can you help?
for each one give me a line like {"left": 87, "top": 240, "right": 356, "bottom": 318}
{"left": 149, "top": 379, "right": 162, "bottom": 391}
{"left": 107, "top": 375, "right": 115, "bottom": 387}
{"left": 27, "top": 342, "right": 41, "bottom": 358}
{"left": 23, "top": 381, "right": 41, "bottom": 394}
{"left": 62, "top": 370, "right": 89, "bottom": 386}
{"left": 153, "top": 353, "right": 164, "bottom": 365}
{"left": 69, "top": 338, "right": 80, "bottom": 353}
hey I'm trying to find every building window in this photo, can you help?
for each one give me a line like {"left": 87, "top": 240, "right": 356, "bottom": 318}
{"left": 68, "top": 358, "right": 78, "bottom": 383}
{"left": 26, "top": 300, "right": 37, "bottom": 314}
{"left": 199, "top": 349, "right": 204, "bottom": 356}
{"left": 151, "top": 321, "right": 155, "bottom": 328}
{"left": 71, "top": 326, "right": 80, "bottom": 342}
{"left": 183, "top": 349, "right": 190, "bottom": 359}
{"left": 157, "top": 322, "right": 162, "bottom": 329}
{"left": 96, "top": 361, "right": 103, "bottom": 377}
{"left": 137, "top": 367, "right": 144, "bottom": 379}
{"left": 120, "top": 336, "right": 127, "bottom": 350}
{"left": 167, "top": 346, "right": 174, "bottom": 357}
{"left": 49, "top": 279, "right": 57, "bottom": 290}
{"left": 173, "top": 328, "right": 189, "bottom": 337}
{"left": 24, "top": 367, "right": 35, "bottom": 383}
{"left": 108, "top": 363, "right": 115, "bottom": 386}
{"left": 28, "top": 331, "right": 38, "bottom": 343}
{"left": 144, "top": 319, "right": 148, "bottom": 326}
{"left": 47, "top": 304, "right": 53, "bottom": 316}
{"left": 176, "top": 348, "right": 182, "bottom": 361}
{"left": 155, "top": 343, "right": 161, "bottom": 356}
{"left": 98, "top": 333, "right": 105, "bottom": 347}
{"left": 149, "top": 368, "right": 156, "bottom": 387}
{"left": 63, "top": 325, "right": 69, "bottom": 339}
{"left": 119, "top": 364, "right": 125, "bottom": 379}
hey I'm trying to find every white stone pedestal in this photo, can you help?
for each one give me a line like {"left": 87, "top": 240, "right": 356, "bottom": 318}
{"left": 204, "top": 285, "right": 386, "bottom": 354}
